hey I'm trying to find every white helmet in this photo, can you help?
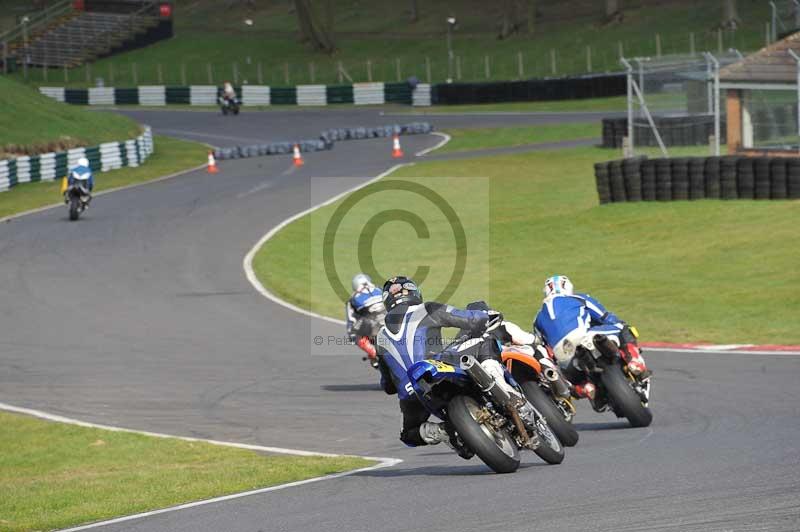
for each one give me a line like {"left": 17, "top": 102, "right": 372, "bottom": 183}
{"left": 543, "top": 275, "right": 573, "bottom": 298}
{"left": 78, "top": 157, "right": 89, "bottom": 167}
{"left": 351, "top": 273, "right": 374, "bottom": 292}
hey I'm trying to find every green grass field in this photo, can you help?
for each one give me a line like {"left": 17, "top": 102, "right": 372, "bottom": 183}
{"left": 0, "top": 410, "right": 371, "bottom": 532}
{"left": 11, "top": 0, "right": 770, "bottom": 87}
{"left": 0, "top": 135, "right": 207, "bottom": 219}
{"left": 254, "top": 144, "right": 799, "bottom": 344}
{"left": 438, "top": 122, "right": 599, "bottom": 153}
{"left": 0, "top": 76, "right": 140, "bottom": 156}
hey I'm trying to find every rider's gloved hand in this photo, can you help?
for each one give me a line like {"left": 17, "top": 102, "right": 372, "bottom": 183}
{"left": 485, "top": 310, "right": 503, "bottom": 333}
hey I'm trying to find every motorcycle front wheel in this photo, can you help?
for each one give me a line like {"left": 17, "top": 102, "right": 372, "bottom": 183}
{"left": 601, "top": 363, "right": 653, "bottom": 428}
{"left": 521, "top": 381, "right": 578, "bottom": 447}
{"left": 531, "top": 416, "right": 565, "bottom": 464}
{"left": 448, "top": 395, "right": 520, "bottom": 474}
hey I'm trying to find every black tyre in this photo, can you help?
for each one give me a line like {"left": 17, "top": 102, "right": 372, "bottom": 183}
{"left": 594, "top": 162, "right": 611, "bottom": 204}
{"left": 69, "top": 195, "right": 80, "bottom": 221}
{"left": 233, "top": 106, "right": 240, "bottom": 115}
{"left": 448, "top": 395, "right": 520, "bottom": 474}
{"left": 520, "top": 381, "right": 578, "bottom": 447}
{"left": 601, "top": 364, "right": 652, "bottom": 428}
{"left": 222, "top": 106, "right": 229, "bottom": 115}
{"left": 532, "top": 415, "right": 565, "bottom": 464}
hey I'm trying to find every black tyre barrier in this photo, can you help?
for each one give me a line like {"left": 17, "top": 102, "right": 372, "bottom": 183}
{"left": 594, "top": 162, "right": 611, "bottom": 204}
{"left": 212, "top": 122, "right": 433, "bottom": 161}
{"left": 720, "top": 157, "right": 739, "bottom": 200}
{"left": 622, "top": 157, "right": 643, "bottom": 201}
{"left": 601, "top": 115, "right": 725, "bottom": 148}
{"left": 688, "top": 158, "right": 706, "bottom": 200}
{"left": 609, "top": 160, "right": 627, "bottom": 202}
{"left": 754, "top": 157, "right": 772, "bottom": 200}
{"left": 770, "top": 159, "right": 788, "bottom": 199}
{"left": 788, "top": 158, "right": 800, "bottom": 199}
{"left": 655, "top": 159, "right": 672, "bottom": 201}
{"left": 640, "top": 159, "right": 657, "bottom": 201}
{"left": 704, "top": 157, "right": 721, "bottom": 199}
{"left": 671, "top": 158, "right": 690, "bottom": 201}
{"left": 736, "top": 157, "right": 755, "bottom": 200}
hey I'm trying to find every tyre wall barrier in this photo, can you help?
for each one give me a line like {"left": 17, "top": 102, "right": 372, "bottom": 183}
{"left": 594, "top": 154, "right": 800, "bottom": 203}
{"left": 601, "top": 115, "right": 728, "bottom": 148}
{"left": 212, "top": 122, "right": 434, "bottom": 161}
{"left": 0, "top": 127, "right": 154, "bottom": 194}
{"left": 431, "top": 73, "right": 626, "bottom": 105}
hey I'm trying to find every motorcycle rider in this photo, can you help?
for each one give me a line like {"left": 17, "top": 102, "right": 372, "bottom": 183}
{"left": 221, "top": 81, "right": 237, "bottom": 107}
{"left": 376, "top": 276, "right": 536, "bottom": 450}
{"left": 65, "top": 156, "right": 93, "bottom": 205}
{"left": 533, "top": 275, "right": 651, "bottom": 400}
{"left": 345, "top": 273, "right": 386, "bottom": 367}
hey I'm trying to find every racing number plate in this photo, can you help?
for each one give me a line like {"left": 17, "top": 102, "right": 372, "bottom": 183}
{"left": 427, "top": 360, "right": 455, "bottom": 372}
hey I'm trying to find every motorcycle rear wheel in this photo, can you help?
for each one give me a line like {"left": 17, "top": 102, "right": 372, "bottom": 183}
{"left": 521, "top": 381, "right": 578, "bottom": 447}
{"left": 448, "top": 395, "right": 519, "bottom": 474}
{"left": 601, "top": 364, "right": 653, "bottom": 427}
{"left": 69, "top": 196, "right": 80, "bottom": 221}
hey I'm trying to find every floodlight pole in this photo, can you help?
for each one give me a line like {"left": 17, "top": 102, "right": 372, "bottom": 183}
{"left": 704, "top": 52, "right": 721, "bottom": 156}
{"left": 788, "top": 49, "right": 800, "bottom": 153}
{"left": 621, "top": 57, "right": 635, "bottom": 153}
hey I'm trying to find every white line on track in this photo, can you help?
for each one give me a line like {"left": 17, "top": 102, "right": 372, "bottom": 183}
{"left": 646, "top": 347, "right": 800, "bottom": 356}
{"left": 0, "top": 402, "right": 401, "bottom": 532}
{"left": 243, "top": 164, "right": 409, "bottom": 325}
{"left": 415, "top": 131, "right": 451, "bottom": 156}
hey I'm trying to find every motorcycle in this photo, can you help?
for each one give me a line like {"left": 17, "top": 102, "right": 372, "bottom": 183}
{"left": 218, "top": 95, "right": 240, "bottom": 115}
{"left": 568, "top": 326, "right": 652, "bottom": 427}
{"left": 407, "top": 335, "right": 564, "bottom": 474}
{"left": 352, "top": 308, "right": 386, "bottom": 369}
{"left": 501, "top": 344, "right": 579, "bottom": 447}
{"left": 64, "top": 181, "right": 91, "bottom": 221}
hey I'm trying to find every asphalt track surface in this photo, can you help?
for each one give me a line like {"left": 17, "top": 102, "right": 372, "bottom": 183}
{"left": 1, "top": 108, "right": 799, "bottom": 532}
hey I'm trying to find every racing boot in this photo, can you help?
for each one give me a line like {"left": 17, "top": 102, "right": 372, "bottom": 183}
{"left": 571, "top": 381, "right": 596, "bottom": 400}
{"left": 444, "top": 423, "right": 474, "bottom": 460}
{"left": 620, "top": 344, "right": 651, "bottom": 379}
{"left": 357, "top": 336, "right": 379, "bottom": 368}
{"left": 419, "top": 422, "right": 450, "bottom": 445}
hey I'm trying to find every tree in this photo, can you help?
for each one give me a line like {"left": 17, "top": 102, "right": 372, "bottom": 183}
{"left": 721, "top": 0, "right": 740, "bottom": 30}
{"left": 294, "top": 0, "right": 336, "bottom": 53}
{"left": 410, "top": 0, "right": 419, "bottom": 23}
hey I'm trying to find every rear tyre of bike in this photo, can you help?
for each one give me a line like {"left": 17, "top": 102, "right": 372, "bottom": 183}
{"left": 601, "top": 364, "right": 653, "bottom": 428}
{"left": 222, "top": 106, "right": 229, "bottom": 115}
{"left": 448, "top": 395, "right": 520, "bottom": 474}
{"left": 69, "top": 196, "right": 80, "bottom": 221}
{"left": 233, "top": 107, "right": 240, "bottom": 115}
{"left": 520, "top": 381, "right": 578, "bottom": 447}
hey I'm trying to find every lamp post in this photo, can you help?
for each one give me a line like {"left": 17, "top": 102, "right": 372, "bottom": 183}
{"left": 21, "top": 15, "right": 29, "bottom": 78}
{"left": 446, "top": 17, "right": 456, "bottom": 83}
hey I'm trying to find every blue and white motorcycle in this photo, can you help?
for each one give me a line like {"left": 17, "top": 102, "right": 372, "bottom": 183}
{"left": 407, "top": 336, "right": 564, "bottom": 474}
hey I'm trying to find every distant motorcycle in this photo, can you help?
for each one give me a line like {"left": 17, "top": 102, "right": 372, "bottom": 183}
{"left": 218, "top": 95, "right": 240, "bottom": 115}
{"left": 502, "top": 345, "right": 579, "bottom": 446}
{"left": 568, "top": 326, "right": 652, "bottom": 427}
{"left": 407, "top": 335, "right": 564, "bottom": 474}
{"left": 64, "top": 182, "right": 91, "bottom": 221}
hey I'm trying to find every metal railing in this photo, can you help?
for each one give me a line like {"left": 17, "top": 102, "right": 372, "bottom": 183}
{"left": 0, "top": 0, "right": 73, "bottom": 47}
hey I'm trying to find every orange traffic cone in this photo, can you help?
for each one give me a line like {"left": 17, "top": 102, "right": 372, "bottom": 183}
{"left": 293, "top": 144, "right": 304, "bottom": 167}
{"left": 207, "top": 151, "right": 219, "bottom": 173}
{"left": 392, "top": 135, "right": 404, "bottom": 158}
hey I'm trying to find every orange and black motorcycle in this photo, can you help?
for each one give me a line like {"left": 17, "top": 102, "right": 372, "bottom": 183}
{"left": 502, "top": 345, "right": 579, "bottom": 447}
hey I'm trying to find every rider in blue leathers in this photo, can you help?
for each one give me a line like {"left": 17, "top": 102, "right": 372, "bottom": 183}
{"left": 345, "top": 273, "right": 386, "bottom": 367}
{"left": 64, "top": 156, "right": 94, "bottom": 206}
{"left": 376, "top": 276, "right": 534, "bottom": 449}
{"left": 533, "top": 275, "right": 650, "bottom": 399}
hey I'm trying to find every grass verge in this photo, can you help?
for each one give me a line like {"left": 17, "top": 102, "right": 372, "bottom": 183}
{"left": 0, "top": 135, "right": 207, "bottom": 219}
{"left": 0, "top": 410, "right": 371, "bottom": 532}
{"left": 253, "top": 145, "right": 799, "bottom": 344}
{"left": 438, "top": 122, "right": 599, "bottom": 153}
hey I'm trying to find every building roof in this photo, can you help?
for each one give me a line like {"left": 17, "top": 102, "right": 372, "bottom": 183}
{"left": 720, "top": 32, "right": 800, "bottom": 83}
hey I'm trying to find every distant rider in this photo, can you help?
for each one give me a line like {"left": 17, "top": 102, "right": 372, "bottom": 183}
{"left": 65, "top": 156, "right": 93, "bottom": 204}
{"left": 345, "top": 273, "right": 386, "bottom": 367}
{"left": 222, "top": 81, "right": 236, "bottom": 103}
{"left": 376, "top": 276, "right": 535, "bottom": 451}
{"left": 533, "top": 275, "right": 650, "bottom": 400}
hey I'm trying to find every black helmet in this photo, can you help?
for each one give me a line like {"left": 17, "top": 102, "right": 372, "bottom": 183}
{"left": 382, "top": 276, "right": 422, "bottom": 310}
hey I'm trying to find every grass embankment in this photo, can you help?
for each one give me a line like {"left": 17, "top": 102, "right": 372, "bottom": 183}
{"left": 0, "top": 411, "right": 370, "bottom": 532}
{"left": 254, "top": 143, "right": 799, "bottom": 344}
{"left": 438, "top": 122, "right": 600, "bottom": 153}
{"left": 0, "top": 76, "right": 140, "bottom": 157}
{"left": 0, "top": 135, "right": 207, "bottom": 219}
{"left": 14, "top": 0, "right": 769, "bottom": 87}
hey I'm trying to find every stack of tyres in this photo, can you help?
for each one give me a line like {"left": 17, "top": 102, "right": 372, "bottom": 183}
{"left": 594, "top": 162, "right": 612, "bottom": 204}
{"left": 770, "top": 159, "right": 788, "bottom": 199}
{"left": 704, "top": 157, "right": 722, "bottom": 199}
{"left": 788, "top": 158, "right": 800, "bottom": 199}
{"left": 655, "top": 159, "right": 672, "bottom": 201}
{"left": 622, "top": 157, "right": 644, "bottom": 201}
{"left": 753, "top": 157, "right": 772, "bottom": 199}
{"left": 736, "top": 158, "right": 755, "bottom": 199}
{"left": 609, "top": 160, "right": 627, "bottom": 202}
{"left": 640, "top": 159, "right": 657, "bottom": 201}
{"left": 720, "top": 156, "right": 739, "bottom": 199}
{"left": 688, "top": 158, "right": 706, "bottom": 200}
{"left": 671, "top": 158, "right": 690, "bottom": 200}
{"left": 602, "top": 120, "right": 614, "bottom": 148}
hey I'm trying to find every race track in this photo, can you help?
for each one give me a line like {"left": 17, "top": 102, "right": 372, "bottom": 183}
{"left": 1, "top": 108, "right": 798, "bottom": 532}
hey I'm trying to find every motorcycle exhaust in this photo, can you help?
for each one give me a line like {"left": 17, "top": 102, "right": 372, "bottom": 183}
{"left": 460, "top": 354, "right": 513, "bottom": 407}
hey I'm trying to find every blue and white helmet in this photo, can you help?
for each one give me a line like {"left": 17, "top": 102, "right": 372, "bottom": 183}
{"left": 543, "top": 275, "right": 573, "bottom": 298}
{"left": 352, "top": 273, "right": 374, "bottom": 292}
{"left": 78, "top": 157, "right": 89, "bottom": 168}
